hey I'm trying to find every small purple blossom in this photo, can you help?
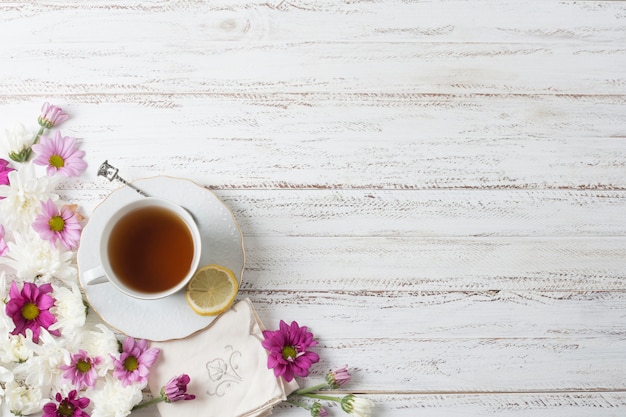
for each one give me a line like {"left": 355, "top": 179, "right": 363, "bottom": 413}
{"left": 38, "top": 102, "right": 69, "bottom": 129}
{"left": 42, "top": 390, "right": 90, "bottom": 417}
{"left": 162, "top": 374, "right": 196, "bottom": 402}
{"left": 0, "top": 225, "right": 7, "bottom": 256}
{"left": 261, "top": 320, "right": 320, "bottom": 382}
{"left": 311, "top": 402, "right": 328, "bottom": 417}
{"left": 5, "top": 281, "right": 60, "bottom": 343}
{"left": 60, "top": 349, "right": 102, "bottom": 390}
{"left": 32, "top": 199, "right": 82, "bottom": 250}
{"left": 32, "top": 130, "right": 87, "bottom": 177}
{"left": 0, "top": 158, "right": 14, "bottom": 188}
{"left": 112, "top": 337, "right": 160, "bottom": 387}
{"left": 326, "top": 365, "right": 351, "bottom": 389}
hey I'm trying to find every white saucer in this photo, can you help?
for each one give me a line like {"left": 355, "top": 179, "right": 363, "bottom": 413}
{"left": 78, "top": 176, "right": 245, "bottom": 341}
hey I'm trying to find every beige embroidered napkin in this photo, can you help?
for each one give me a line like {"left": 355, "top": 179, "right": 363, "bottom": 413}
{"left": 148, "top": 298, "right": 298, "bottom": 417}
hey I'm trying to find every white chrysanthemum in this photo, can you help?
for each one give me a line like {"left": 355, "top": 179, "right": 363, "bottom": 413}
{"left": 49, "top": 282, "right": 86, "bottom": 337}
{"left": 0, "top": 124, "right": 36, "bottom": 158}
{"left": 14, "top": 329, "right": 71, "bottom": 395}
{"left": 0, "top": 365, "right": 14, "bottom": 398}
{"left": 0, "top": 272, "right": 14, "bottom": 339}
{"left": 4, "top": 380, "right": 47, "bottom": 416}
{"left": 1, "top": 231, "right": 77, "bottom": 283}
{"left": 0, "top": 335, "right": 33, "bottom": 364}
{"left": 77, "top": 324, "right": 119, "bottom": 375}
{"left": 0, "top": 163, "right": 59, "bottom": 233}
{"left": 88, "top": 374, "right": 144, "bottom": 417}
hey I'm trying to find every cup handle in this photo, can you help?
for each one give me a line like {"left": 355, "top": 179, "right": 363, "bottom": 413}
{"left": 82, "top": 265, "right": 109, "bottom": 285}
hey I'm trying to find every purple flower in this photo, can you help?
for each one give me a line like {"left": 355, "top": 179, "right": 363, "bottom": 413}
{"left": 60, "top": 349, "right": 102, "bottom": 390}
{"left": 42, "top": 390, "right": 90, "bottom": 417}
{"left": 112, "top": 337, "right": 160, "bottom": 387}
{"left": 0, "top": 158, "right": 14, "bottom": 188}
{"left": 0, "top": 225, "right": 7, "bottom": 256}
{"left": 326, "top": 365, "right": 351, "bottom": 389}
{"left": 32, "top": 199, "right": 82, "bottom": 250}
{"left": 161, "top": 374, "right": 196, "bottom": 402}
{"left": 5, "top": 281, "right": 60, "bottom": 343}
{"left": 38, "top": 102, "right": 69, "bottom": 129}
{"left": 261, "top": 320, "right": 320, "bottom": 382}
{"left": 32, "top": 131, "right": 87, "bottom": 177}
{"left": 311, "top": 402, "right": 328, "bottom": 417}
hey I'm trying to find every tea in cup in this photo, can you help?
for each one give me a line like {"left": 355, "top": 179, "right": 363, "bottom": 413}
{"left": 82, "top": 198, "right": 202, "bottom": 300}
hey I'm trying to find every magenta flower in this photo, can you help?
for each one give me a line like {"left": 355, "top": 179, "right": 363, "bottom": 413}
{"left": 261, "top": 320, "right": 320, "bottom": 382}
{"left": 32, "top": 199, "right": 82, "bottom": 250}
{"left": 0, "top": 158, "right": 14, "bottom": 188}
{"left": 60, "top": 349, "right": 102, "bottom": 390}
{"left": 326, "top": 365, "right": 351, "bottom": 389}
{"left": 0, "top": 225, "right": 7, "bottom": 256}
{"left": 112, "top": 337, "right": 160, "bottom": 387}
{"left": 32, "top": 131, "right": 87, "bottom": 177}
{"left": 38, "top": 102, "right": 69, "bottom": 129}
{"left": 5, "top": 281, "right": 60, "bottom": 343}
{"left": 162, "top": 374, "right": 196, "bottom": 402}
{"left": 42, "top": 390, "right": 90, "bottom": 417}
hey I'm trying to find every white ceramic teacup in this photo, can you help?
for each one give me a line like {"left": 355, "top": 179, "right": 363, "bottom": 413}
{"left": 82, "top": 198, "right": 202, "bottom": 300}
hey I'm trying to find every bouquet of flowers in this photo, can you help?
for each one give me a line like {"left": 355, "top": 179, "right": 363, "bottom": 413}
{"left": 0, "top": 103, "right": 193, "bottom": 417}
{"left": 262, "top": 320, "right": 374, "bottom": 417}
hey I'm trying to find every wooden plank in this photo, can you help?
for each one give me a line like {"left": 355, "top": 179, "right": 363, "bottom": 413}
{"left": 240, "top": 236, "right": 626, "bottom": 291}
{"left": 214, "top": 189, "right": 626, "bottom": 238}
{"left": 0, "top": 43, "right": 624, "bottom": 96}
{"left": 2, "top": 0, "right": 625, "bottom": 45}
{"left": 246, "top": 290, "right": 626, "bottom": 339}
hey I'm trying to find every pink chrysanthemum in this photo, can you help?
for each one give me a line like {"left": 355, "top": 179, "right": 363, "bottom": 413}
{"left": 42, "top": 390, "right": 90, "bottom": 417}
{"left": 38, "top": 102, "right": 69, "bottom": 129}
{"left": 32, "top": 199, "right": 82, "bottom": 250}
{"left": 261, "top": 320, "right": 320, "bottom": 382}
{"left": 0, "top": 225, "right": 7, "bottom": 256}
{"left": 5, "top": 281, "right": 60, "bottom": 343}
{"left": 32, "top": 131, "right": 87, "bottom": 177}
{"left": 311, "top": 402, "right": 329, "bottom": 417}
{"left": 161, "top": 374, "right": 196, "bottom": 402}
{"left": 327, "top": 365, "right": 351, "bottom": 388}
{"left": 0, "top": 158, "right": 14, "bottom": 188}
{"left": 60, "top": 349, "right": 102, "bottom": 390}
{"left": 112, "top": 337, "right": 160, "bottom": 387}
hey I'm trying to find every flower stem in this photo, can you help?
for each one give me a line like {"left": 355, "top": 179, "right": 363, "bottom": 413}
{"left": 299, "top": 393, "right": 342, "bottom": 403}
{"left": 21, "top": 126, "right": 45, "bottom": 162}
{"left": 286, "top": 399, "right": 312, "bottom": 411}
{"left": 291, "top": 383, "right": 329, "bottom": 396}
{"left": 131, "top": 396, "right": 164, "bottom": 411}
{"left": 33, "top": 126, "right": 45, "bottom": 146}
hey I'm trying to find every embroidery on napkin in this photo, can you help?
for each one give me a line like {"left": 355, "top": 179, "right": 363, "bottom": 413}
{"left": 206, "top": 345, "right": 243, "bottom": 397}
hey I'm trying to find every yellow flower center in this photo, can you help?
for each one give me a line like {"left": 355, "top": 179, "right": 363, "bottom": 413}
{"left": 48, "top": 215, "right": 65, "bottom": 232}
{"left": 58, "top": 402, "right": 75, "bottom": 417}
{"left": 281, "top": 345, "right": 297, "bottom": 361}
{"left": 124, "top": 356, "right": 139, "bottom": 372}
{"left": 76, "top": 359, "right": 91, "bottom": 373}
{"left": 49, "top": 154, "right": 65, "bottom": 168}
{"left": 21, "top": 302, "right": 40, "bottom": 321}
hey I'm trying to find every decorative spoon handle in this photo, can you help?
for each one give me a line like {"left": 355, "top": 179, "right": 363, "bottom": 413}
{"left": 97, "top": 160, "right": 149, "bottom": 197}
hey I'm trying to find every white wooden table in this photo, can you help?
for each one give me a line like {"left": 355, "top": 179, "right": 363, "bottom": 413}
{"left": 1, "top": 1, "right": 625, "bottom": 416}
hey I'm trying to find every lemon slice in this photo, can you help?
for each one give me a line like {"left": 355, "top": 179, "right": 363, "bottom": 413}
{"left": 185, "top": 264, "right": 239, "bottom": 316}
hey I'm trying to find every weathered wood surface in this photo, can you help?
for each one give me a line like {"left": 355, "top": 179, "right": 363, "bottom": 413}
{"left": 1, "top": 0, "right": 626, "bottom": 416}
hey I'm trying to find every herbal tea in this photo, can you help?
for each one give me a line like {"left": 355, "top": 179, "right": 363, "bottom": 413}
{"left": 107, "top": 206, "right": 195, "bottom": 293}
